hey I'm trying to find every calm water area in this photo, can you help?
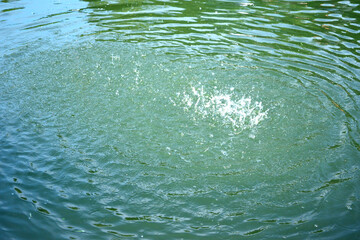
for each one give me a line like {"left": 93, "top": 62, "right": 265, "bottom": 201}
{"left": 1, "top": 0, "right": 360, "bottom": 239}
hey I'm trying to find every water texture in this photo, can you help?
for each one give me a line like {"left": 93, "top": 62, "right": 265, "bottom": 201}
{"left": 0, "top": 0, "right": 360, "bottom": 239}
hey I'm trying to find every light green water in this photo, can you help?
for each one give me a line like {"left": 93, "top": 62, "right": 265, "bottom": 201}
{"left": 0, "top": 0, "right": 360, "bottom": 239}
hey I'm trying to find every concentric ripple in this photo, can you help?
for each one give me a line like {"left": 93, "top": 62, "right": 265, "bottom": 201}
{"left": 0, "top": 0, "right": 360, "bottom": 239}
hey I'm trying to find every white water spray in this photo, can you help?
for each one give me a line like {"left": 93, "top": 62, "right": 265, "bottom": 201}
{"left": 179, "top": 86, "right": 268, "bottom": 130}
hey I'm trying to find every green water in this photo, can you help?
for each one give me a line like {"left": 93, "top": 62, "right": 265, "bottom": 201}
{"left": 1, "top": 0, "right": 360, "bottom": 239}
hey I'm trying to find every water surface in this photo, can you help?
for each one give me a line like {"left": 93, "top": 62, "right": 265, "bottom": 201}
{"left": 1, "top": 0, "right": 360, "bottom": 239}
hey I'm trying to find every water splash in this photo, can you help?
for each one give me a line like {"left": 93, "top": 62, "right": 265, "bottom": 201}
{"left": 178, "top": 86, "right": 268, "bottom": 130}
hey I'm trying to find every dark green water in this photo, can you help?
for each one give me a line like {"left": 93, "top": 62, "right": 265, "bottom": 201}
{"left": 1, "top": 0, "right": 360, "bottom": 239}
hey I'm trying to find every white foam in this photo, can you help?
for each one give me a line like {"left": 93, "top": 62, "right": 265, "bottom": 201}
{"left": 179, "top": 86, "right": 268, "bottom": 130}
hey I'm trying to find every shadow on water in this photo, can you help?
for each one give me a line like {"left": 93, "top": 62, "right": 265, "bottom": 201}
{"left": 80, "top": 0, "right": 360, "bottom": 56}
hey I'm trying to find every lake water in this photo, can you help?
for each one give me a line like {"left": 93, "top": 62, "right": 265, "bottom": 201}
{"left": 1, "top": 0, "right": 360, "bottom": 239}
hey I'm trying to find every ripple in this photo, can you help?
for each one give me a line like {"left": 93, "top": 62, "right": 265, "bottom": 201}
{"left": 1, "top": 0, "right": 360, "bottom": 239}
